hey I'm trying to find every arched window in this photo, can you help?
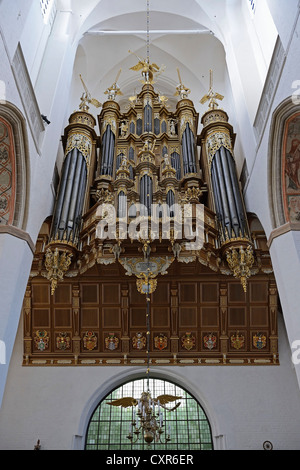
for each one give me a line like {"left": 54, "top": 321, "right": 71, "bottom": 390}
{"left": 85, "top": 377, "right": 213, "bottom": 451}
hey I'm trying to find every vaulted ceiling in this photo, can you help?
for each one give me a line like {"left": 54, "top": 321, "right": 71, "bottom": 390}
{"left": 65, "top": 0, "right": 235, "bottom": 118}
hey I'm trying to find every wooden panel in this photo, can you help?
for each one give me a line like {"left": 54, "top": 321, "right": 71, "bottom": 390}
{"left": 102, "top": 307, "right": 121, "bottom": 328}
{"left": 129, "top": 283, "right": 145, "bottom": 304}
{"left": 152, "top": 307, "right": 170, "bottom": 328}
{"left": 201, "top": 283, "right": 219, "bottom": 303}
{"left": 32, "top": 284, "right": 50, "bottom": 304}
{"left": 228, "top": 283, "right": 246, "bottom": 303}
{"left": 54, "top": 284, "right": 71, "bottom": 304}
{"left": 152, "top": 283, "right": 169, "bottom": 304}
{"left": 81, "top": 284, "right": 99, "bottom": 304}
{"left": 250, "top": 307, "right": 268, "bottom": 327}
{"left": 130, "top": 308, "right": 147, "bottom": 328}
{"left": 179, "top": 283, "right": 197, "bottom": 303}
{"left": 54, "top": 308, "right": 71, "bottom": 327}
{"left": 228, "top": 307, "right": 246, "bottom": 327}
{"left": 201, "top": 307, "right": 219, "bottom": 327}
{"left": 32, "top": 308, "right": 50, "bottom": 328}
{"left": 81, "top": 308, "right": 99, "bottom": 328}
{"left": 102, "top": 284, "right": 120, "bottom": 304}
{"left": 250, "top": 283, "right": 268, "bottom": 303}
{"left": 179, "top": 306, "right": 197, "bottom": 327}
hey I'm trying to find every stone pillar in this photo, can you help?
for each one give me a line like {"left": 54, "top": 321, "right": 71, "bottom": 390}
{"left": 0, "top": 231, "right": 34, "bottom": 407}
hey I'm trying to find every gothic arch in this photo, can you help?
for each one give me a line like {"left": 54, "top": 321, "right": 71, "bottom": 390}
{"left": 268, "top": 96, "right": 300, "bottom": 229}
{"left": 0, "top": 101, "right": 30, "bottom": 230}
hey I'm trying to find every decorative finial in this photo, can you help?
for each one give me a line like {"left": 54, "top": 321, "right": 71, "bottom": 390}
{"left": 200, "top": 70, "right": 224, "bottom": 110}
{"left": 79, "top": 75, "right": 102, "bottom": 112}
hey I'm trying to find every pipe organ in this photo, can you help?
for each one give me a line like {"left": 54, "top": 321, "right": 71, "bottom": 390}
{"left": 23, "top": 62, "right": 278, "bottom": 367}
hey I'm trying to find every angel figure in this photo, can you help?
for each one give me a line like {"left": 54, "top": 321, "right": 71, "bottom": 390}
{"left": 107, "top": 392, "right": 181, "bottom": 412}
{"left": 129, "top": 50, "right": 165, "bottom": 84}
{"left": 174, "top": 68, "right": 191, "bottom": 99}
{"left": 79, "top": 74, "right": 102, "bottom": 112}
{"left": 200, "top": 69, "right": 224, "bottom": 110}
{"left": 104, "top": 69, "right": 123, "bottom": 101}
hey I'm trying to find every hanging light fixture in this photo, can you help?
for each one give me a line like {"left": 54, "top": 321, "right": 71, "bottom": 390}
{"left": 126, "top": 290, "right": 177, "bottom": 446}
{"left": 107, "top": 278, "right": 181, "bottom": 447}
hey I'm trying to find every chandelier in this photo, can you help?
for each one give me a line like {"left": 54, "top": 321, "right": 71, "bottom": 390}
{"left": 127, "top": 392, "right": 172, "bottom": 446}
{"left": 107, "top": 282, "right": 181, "bottom": 447}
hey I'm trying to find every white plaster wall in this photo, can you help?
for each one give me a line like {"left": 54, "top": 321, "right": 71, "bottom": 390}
{"left": 0, "top": 313, "right": 299, "bottom": 451}
{"left": 244, "top": 3, "right": 300, "bottom": 238}
{"left": 0, "top": 236, "right": 33, "bottom": 406}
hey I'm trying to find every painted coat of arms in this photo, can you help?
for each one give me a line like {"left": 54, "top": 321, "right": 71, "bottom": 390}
{"left": 83, "top": 331, "right": 97, "bottom": 351}
{"left": 181, "top": 332, "right": 196, "bottom": 351}
{"left": 154, "top": 334, "right": 168, "bottom": 351}
{"left": 132, "top": 332, "right": 146, "bottom": 350}
{"left": 105, "top": 334, "right": 119, "bottom": 351}
{"left": 56, "top": 332, "right": 71, "bottom": 351}
{"left": 253, "top": 333, "right": 267, "bottom": 350}
{"left": 231, "top": 333, "right": 245, "bottom": 350}
{"left": 34, "top": 330, "right": 49, "bottom": 352}
{"left": 203, "top": 333, "right": 217, "bottom": 350}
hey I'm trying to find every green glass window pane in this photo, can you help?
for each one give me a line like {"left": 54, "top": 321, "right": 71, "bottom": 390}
{"left": 85, "top": 378, "right": 213, "bottom": 451}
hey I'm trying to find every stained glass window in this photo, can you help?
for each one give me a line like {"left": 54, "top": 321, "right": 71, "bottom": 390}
{"left": 85, "top": 378, "right": 213, "bottom": 451}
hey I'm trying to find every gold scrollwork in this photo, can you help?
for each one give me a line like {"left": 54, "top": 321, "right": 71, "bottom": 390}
{"left": 102, "top": 116, "right": 117, "bottom": 135}
{"left": 65, "top": 132, "right": 92, "bottom": 165}
{"left": 226, "top": 244, "right": 255, "bottom": 293}
{"left": 45, "top": 248, "right": 73, "bottom": 295}
{"left": 206, "top": 129, "right": 232, "bottom": 166}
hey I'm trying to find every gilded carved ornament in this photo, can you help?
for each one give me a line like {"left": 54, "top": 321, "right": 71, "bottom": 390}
{"left": 102, "top": 116, "right": 117, "bottom": 135}
{"left": 180, "top": 114, "right": 195, "bottom": 137}
{"left": 206, "top": 130, "right": 233, "bottom": 166}
{"left": 65, "top": 132, "right": 93, "bottom": 167}
{"left": 226, "top": 244, "right": 255, "bottom": 293}
{"left": 174, "top": 68, "right": 191, "bottom": 100}
{"left": 45, "top": 247, "right": 73, "bottom": 295}
{"left": 200, "top": 70, "right": 224, "bottom": 111}
{"left": 79, "top": 74, "right": 102, "bottom": 112}
{"left": 129, "top": 50, "right": 165, "bottom": 84}
{"left": 104, "top": 69, "right": 123, "bottom": 101}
